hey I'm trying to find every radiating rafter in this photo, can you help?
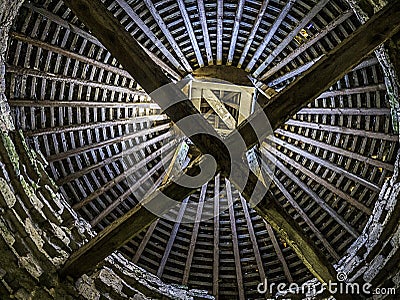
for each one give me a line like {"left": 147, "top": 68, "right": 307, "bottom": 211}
{"left": 267, "top": 135, "right": 381, "bottom": 193}
{"left": 7, "top": 65, "right": 144, "bottom": 96}
{"left": 226, "top": 179, "right": 245, "bottom": 300}
{"left": 157, "top": 197, "right": 189, "bottom": 277}
{"left": 297, "top": 107, "right": 390, "bottom": 116}
{"left": 245, "top": 0, "right": 296, "bottom": 72}
{"left": 176, "top": 0, "right": 204, "bottom": 68}
{"left": 285, "top": 119, "right": 398, "bottom": 142}
{"left": 264, "top": 222, "right": 293, "bottom": 283}
{"left": 46, "top": 123, "right": 171, "bottom": 163}
{"left": 261, "top": 148, "right": 359, "bottom": 238}
{"left": 114, "top": 0, "right": 187, "bottom": 73}
{"left": 133, "top": 220, "right": 159, "bottom": 263}
{"left": 182, "top": 183, "right": 207, "bottom": 284}
{"left": 213, "top": 174, "right": 220, "bottom": 298}
{"left": 260, "top": 10, "right": 353, "bottom": 81}
{"left": 26, "top": 115, "right": 166, "bottom": 137}
{"left": 32, "top": 116, "right": 166, "bottom": 137}
{"left": 316, "top": 84, "right": 387, "bottom": 99}
{"left": 143, "top": 0, "right": 193, "bottom": 72}
{"left": 197, "top": 0, "right": 213, "bottom": 64}
{"left": 267, "top": 56, "right": 323, "bottom": 87}
{"left": 11, "top": 32, "right": 133, "bottom": 79}
{"left": 217, "top": 0, "right": 224, "bottom": 65}
{"left": 227, "top": 0, "right": 245, "bottom": 65}
{"left": 253, "top": 0, "right": 331, "bottom": 77}
{"left": 239, "top": 195, "right": 267, "bottom": 282}
{"left": 238, "top": 0, "right": 269, "bottom": 68}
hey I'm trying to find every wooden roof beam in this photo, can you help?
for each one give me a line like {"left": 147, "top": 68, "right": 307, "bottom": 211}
{"left": 197, "top": 0, "right": 213, "bottom": 65}
{"left": 176, "top": 0, "right": 204, "bottom": 68}
{"left": 226, "top": 179, "right": 246, "bottom": 300}
{"left": 182, "top": 183, "right": 207, "bottom": 285}
{"left": 216, "top": 0, "right": 223, "bottom": 65}
{"left": 227, "top": 0, "right": 245, "bottom": 65}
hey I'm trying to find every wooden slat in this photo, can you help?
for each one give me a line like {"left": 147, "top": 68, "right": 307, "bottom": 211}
{"left": 176, "top": 0, "right": 204, "bottom": 67}
{"left": 182, "top": 183, "right": 207, "bottom": 284}
{"left": 213, "top": 174, "right": 220, "bottom": 298}
{"left": 157, "top": 197, "right": 189, "bottom": 277}
{"left": 227, "top": 0, "right": 245, "bottom": 65}
{"left": 225, "top": 179, "right": 245, "bottom": 300}
{"left": 238, "top": 0, "right": 269, "bottom": 68}
{"left": 197, "top": 0, "right": 213, "bottom": 64}
{"left": 143, "top": 0, "right": 193, "bottom": 72}
{"left": 132, "top": 220, "right": 159, "bottom": 263}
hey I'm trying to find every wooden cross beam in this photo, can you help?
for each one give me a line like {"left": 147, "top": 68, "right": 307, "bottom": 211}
{"left": 60, "top": 0, "right": 400, "bottom": 286}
